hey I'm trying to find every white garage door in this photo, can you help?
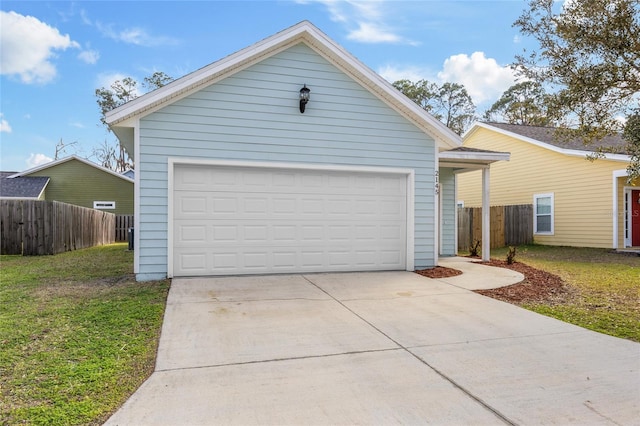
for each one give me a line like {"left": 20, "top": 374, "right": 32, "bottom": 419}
{"left": 172, "top": 164, "right": 407, "bottom": 276}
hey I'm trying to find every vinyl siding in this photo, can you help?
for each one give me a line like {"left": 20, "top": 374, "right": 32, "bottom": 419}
{"left": 439, "top": 167, "right": 456, "bottom": 255}
{"left": 27, "top": 159, "right": 134, "bottom": 215}
{"left": 136, "top": 43, "right": 437, "bottom": 278}
{"left": 457, "top": 127, "right": 631, "bottom": 248}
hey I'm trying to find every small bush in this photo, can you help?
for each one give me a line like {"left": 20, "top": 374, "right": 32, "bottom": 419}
{"left": 506, "top": 246, "right": 517, "bottom": 264}
{"left": 469, "top": 240, "right": 481, "bottom": 257}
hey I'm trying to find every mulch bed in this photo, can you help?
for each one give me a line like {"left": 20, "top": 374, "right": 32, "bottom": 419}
{"left": 416, "top": 258, "right": 577, "bottom": 305}
{"left": 414, "top": 266, "right": 463, "bottom": 279}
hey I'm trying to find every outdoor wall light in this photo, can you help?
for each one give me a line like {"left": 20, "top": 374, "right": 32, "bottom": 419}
{"left": 299, "top": 84, "right": 310, "bottom": 113}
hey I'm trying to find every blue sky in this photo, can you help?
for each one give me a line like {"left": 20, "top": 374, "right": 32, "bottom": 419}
{"left": 1, "top": 0, "right": 537, "bottom": 172}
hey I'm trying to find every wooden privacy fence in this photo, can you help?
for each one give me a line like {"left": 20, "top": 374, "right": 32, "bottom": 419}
{"left": 1, "top": 200, "right": 115, "bottom": 255}
{"left": 115, "top": 215, "right": 134, "bottom": 242}
{"left": 458, "top": 204, "right": 533, "bottom": 251}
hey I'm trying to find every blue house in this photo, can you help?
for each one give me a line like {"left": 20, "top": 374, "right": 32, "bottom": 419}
{"left": 106, "top": 21, "right": 504, "bottom": 281}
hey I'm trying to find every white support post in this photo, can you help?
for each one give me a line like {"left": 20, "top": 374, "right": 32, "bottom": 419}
{"left": 482, "top": 167, "right": 490, "bottom": 262}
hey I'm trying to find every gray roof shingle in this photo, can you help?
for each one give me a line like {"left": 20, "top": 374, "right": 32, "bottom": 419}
{"left": 0, "top": 174, "right": 50, "bottom": 198}
{"left": 484, "top": 122, "right": 629, "bottom": 154}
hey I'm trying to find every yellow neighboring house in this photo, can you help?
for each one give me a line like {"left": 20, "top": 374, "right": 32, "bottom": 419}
{"left": 457, "top": 122, "right": 639, "bottom": 250}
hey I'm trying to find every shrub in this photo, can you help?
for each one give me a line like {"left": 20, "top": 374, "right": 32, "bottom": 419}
{"left": 506, "top": 246, "right": 517, "bottom": 264}
{"left": 469, "top": 240, "right": 481, "bottom": 257}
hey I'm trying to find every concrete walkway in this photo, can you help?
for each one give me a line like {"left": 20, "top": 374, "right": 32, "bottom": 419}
{"left": 105, "top": 267, "right": 639, "bottom": 425}
{"left": 437, "top": 256, "right": 524, "bottom": 290}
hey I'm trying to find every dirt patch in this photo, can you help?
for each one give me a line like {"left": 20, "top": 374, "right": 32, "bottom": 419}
{"left": 471, "top": 259, "right": 577, "bottom": 305}
{"left": 415, "top": 266, "right": 463, "bottom": 279}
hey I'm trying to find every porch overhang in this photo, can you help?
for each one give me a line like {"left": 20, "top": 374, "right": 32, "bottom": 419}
{"left": 439, "top": 147, "right": 510, "bottom": 171}
{"left": 439, "top": 147, "right": 511, "bottom": 262}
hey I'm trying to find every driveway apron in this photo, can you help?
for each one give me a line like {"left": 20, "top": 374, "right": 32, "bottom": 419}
{"left": 105, "top": 271, "right": 640, "bottom": 425}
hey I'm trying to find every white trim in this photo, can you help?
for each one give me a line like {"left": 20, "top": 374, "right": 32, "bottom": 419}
{"left": 623, "top": 188, "right": 630, "bottom": 248}
{"left": 533, "top": 193, "right": 555, "bottom": 235}
{"left": 167, "top": 157, "right": 415, "bottom": 278}
{"left": 612, "top": 169, "right": 629, "bottom": 249}
{"left": 433, "top": 145, "right": 439, "bottom": 266}
{"left": 133, "top": 120, "right": 141, "bottom": 275}
{"left": 106, "top": 21, "right": 460, "bottom": 151}
{"left": 439, "top": 150, "right": 510, "bottom": 163}
{"left": 466, "top": 122, "right": 631, "bottom": 163}
{"left": 454, "top": 174, "right": 459, "bottom": 255}
{"left": 10, "top": 155, "right": 134, "bottom": 182}
{"left": 406, "top": 170, "right": 415, "bottom": 271}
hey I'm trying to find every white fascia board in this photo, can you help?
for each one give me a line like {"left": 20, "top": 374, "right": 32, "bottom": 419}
{"left": 105, "top": 21, "right": 460, "bottom": 151}
{"left": 10, "top": 155, "right": 134, "bottom": 182}
{"left": 613, "top": 169, "right": 629, "bottom": 178}
{"left": 439, "top": 151, "right": 510, "bottom": 162}
{"left": 168, "top": 157, "right": 414, "bottom": 176}
{"left": 470, "top": 122, "right": 631, "bottom": 162}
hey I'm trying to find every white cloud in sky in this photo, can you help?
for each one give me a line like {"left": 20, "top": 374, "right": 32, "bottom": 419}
{"left": 379, "top": 52, "right": 517, "bottom": 107}
{"left": 26, "top": 153, "right": 53, "bottom": 169}
{"left": 0, "top": 11, "right": 80, "bottom": 84}
{"left": 0, "top": 113, "right": 12, "bottom": 133}
{"left": 378, "top": 64, "right": 436, "bottom": 85}
{"left": 78, "top": 49, "right": 100, "bottom": 64}
{"left": 297, "top": 0, "right": 415, "bottom": 45}
{"left": 438, "top": 52, "right": 517, "bottom": 104}
{"left": 96, "top": 21, "right": 179, "bottom": 47}
{"left": 347, "top": 22, "right": 404, "bottom": 44}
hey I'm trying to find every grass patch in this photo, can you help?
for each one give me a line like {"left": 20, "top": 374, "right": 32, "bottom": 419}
{"left": 0, "top": 244, "right": 169, "bottom": 425}
{"left": 489, "top": 245, "right": 640, "bottom": 342}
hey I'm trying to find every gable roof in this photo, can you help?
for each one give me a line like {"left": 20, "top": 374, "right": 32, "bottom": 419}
{"left": 465, "top": 122, "right": 631, "bottom": 162}
{"left": 106, "top": 21, "right": 461, "bottom": 156}
{"left": 0, "top": 173, "right": 50, "bottom": 199}
{"left": 9, "top": 155, "right": 134, "bottom": 183}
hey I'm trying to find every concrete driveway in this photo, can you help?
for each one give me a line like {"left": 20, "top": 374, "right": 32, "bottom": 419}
{"left": 106, "top": 267, "right": 639, "bottom": 425}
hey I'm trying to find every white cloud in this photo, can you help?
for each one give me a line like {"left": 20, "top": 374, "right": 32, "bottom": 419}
{"left": 78, "top": 49, "right": 99, "bottom": 64}
{"left": 379, "top": 53, "right": 517, "bottom": 107}
{"left": 0, "top": 113, "right": 12, "bottom": 133}
{"left": 437, "top": 52, "right": 517, "bottom": 104}
{"left": 297, "top": 0, "right": 414, "bottom": 44}
{"left": 26, "top": 153, "right": 53, "bottom": 169}
{"left": 96, "top": 21, "right": 178, "bottom": 47}
{"left": 347, "top": 22, "right": 404, "bottom": 44}
{"left": 378, "top": 64, "right": 436, "bottom": 85}
{"left": 0, "top": 11, "right": 80, "bottom": 84}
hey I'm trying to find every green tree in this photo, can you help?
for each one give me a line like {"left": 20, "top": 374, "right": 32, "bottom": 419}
{"left": 392, "top": 79, "right": 439, "bottom": 115}
{"left": 483, "top": 81, "right": 553, "bottom": 126}
{"left": 95, "top": 71, "right": 173, "bottom": 171}
{"left": 393, "top": 79, "right": 476, "bottom": 135}
{"left": 433, "top": 82, "right": 476, "bottom": 135}
{"left": 514, "top": 0, "right": 640, "bottom": 179}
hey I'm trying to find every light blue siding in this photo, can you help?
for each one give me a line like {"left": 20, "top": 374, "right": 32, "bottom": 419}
{"left": 439, "top": 167, "right": 457, "bottom": 256}
{"left": 136, "top": 43, "right": 437, "bottom": 279}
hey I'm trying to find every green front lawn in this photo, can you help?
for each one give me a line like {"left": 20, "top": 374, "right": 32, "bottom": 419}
{"left": 0, "top": 244, "right": 169, "bottom": 425}
{"left": 490, "top": 245, "right": 640, "bottom": 342}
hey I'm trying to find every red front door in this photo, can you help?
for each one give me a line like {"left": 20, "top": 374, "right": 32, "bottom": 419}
{"left": 633, "top": 190, "right": 640, "bottom": 246}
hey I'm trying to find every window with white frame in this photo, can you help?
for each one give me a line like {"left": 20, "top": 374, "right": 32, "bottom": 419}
{"left": 533, "top": 193, "right": 554, "bottom": 235}
{"left": 93, "top": 201, "right": 116, "bottom": 210}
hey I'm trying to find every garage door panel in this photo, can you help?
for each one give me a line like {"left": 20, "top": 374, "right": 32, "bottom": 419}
{"left": 173, "top": 165, "right": 407, "bottom": 276}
